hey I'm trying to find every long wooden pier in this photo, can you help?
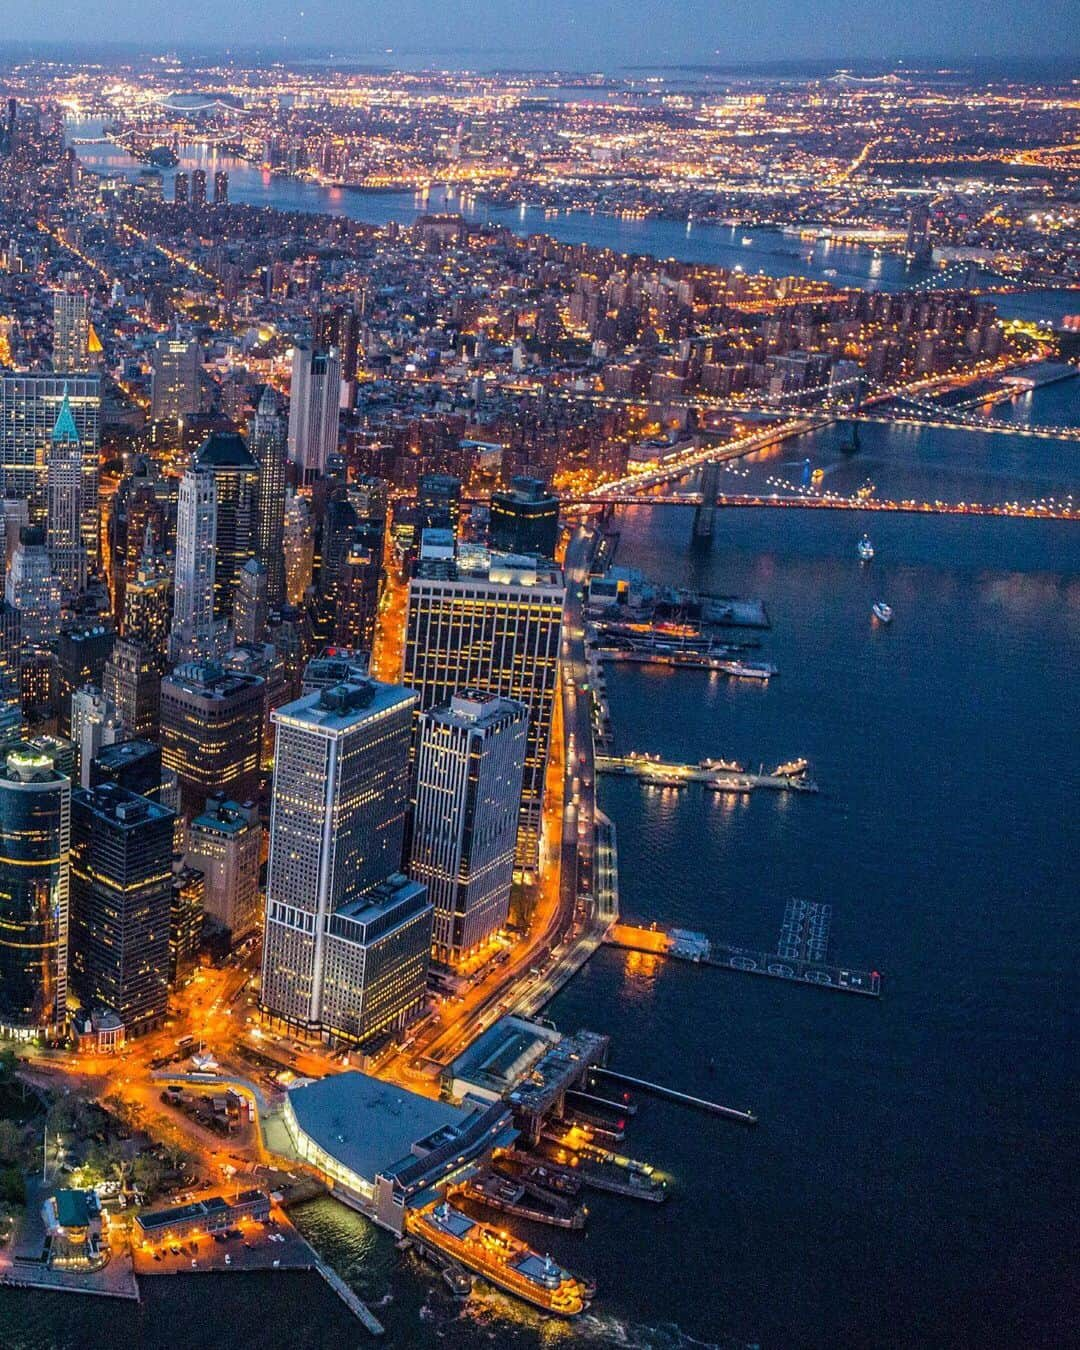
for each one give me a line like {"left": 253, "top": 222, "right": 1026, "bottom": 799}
{"left": 591, "top": 1067, "right": 757, "bottom": 1124}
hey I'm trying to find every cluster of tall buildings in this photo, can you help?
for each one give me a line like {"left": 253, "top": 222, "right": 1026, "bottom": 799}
{"left": 0, "top": 275, "right": 569, "bottom": 1059}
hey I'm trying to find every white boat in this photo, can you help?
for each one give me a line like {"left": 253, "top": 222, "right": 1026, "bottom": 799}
{"left": 857, "top": 534, "right": 874, "bottom": 561}
{"left": 741, "top": 236, "right": 754, "bottom": 246}
{"left": 872, "top": 601, "right": 893, "bottom": 624}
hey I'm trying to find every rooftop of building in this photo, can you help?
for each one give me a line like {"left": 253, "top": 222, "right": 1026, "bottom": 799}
{"left": 286, "top": 1071, "right": 468, "bottom": 1185}
{"left": 190, "top": 796, "right": 258, "bottom": 834}
{"left": 274, "top": 676, "right": 415, "bottom": 733}
{"left": 50, "top": 1189, "right": 100, "bottom": 1230}
{"left": 165, "top": 662, "right": 263, "bottom": 697}
{"left": 427, "top": 690, "right": 526, "bottom": 730}
{"left": 413, "top": 545, "right": 563, "bottom": 590}
{"left": 196, "top": 430, "right": 255, "bottom": 469}
{"left": 445, "top": 1015, "right": 562, "bottom": 1097}
{"left": 333, "top": 873, "right": 428, "bottom": 927}
{"left": 91, "top": 738, "right": 159, "bottom": 770}
{"left": 73, "top": 781, "right": 173, "bottom": 826}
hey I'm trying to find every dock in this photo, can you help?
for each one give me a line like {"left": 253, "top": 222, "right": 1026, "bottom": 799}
{"left": 605, "top": 906, "right": 882, "bottom": 999}
{"left": 595, "top": 753, "right": 818, "bottom": 794}
{"left": 313, "top": 1258, "right": 385, "bottom": 1336}
{"left": 597, "top": 649, "right": 778, "bottom": 678}
{"left": 590, "top": 1068, "right": 757, "bottom": 1124}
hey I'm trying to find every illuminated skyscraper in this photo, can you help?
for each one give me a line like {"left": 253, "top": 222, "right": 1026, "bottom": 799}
{"left": 190, "top": 168, "right": 207, "bottom": 207}
{"left": 489, "top": 477, "right": 560, "bottom": 559}
{"left": 260, "top": 676, "right": 423, "bottom": 1040}
{"left": 103, "top": 638, "right": 162, "bottom": 741}
{"left": 287, "top": 343, "right": 341, "bottom": 483}
{"left": 172, "top": 465, "right": 216, "bottom": 637}
{"left": 0, "top": 742, "right": 70, "bottom": 1034}
{"left": 160, "top": 661, "right": 263, "bottom": 816}
{"left": 45, "top": 391, "right": 85, "bottom": 596}
{"left": 69, "top": 784, "right": 173, "bottom": 1036}
{"left": 122, "top": 528, "right": 171, "bottom": 664}
{"left": 315, "top": 304, "right": 360, "bottom": 383}
{"left": 150, "top": 335, "right": 201, "bottom": 426}
{"left": 186, "top": 795, "right": 261, "bottom": 946}
{"left": 194, "top": 431, "right": 258, "bottom": 618}
{"left": 70, "top": 684, "right": 120, "bottom": 787}
{"left": 5, "top": 526, "right": 62, "bottom": 645}
{"left": 249, "top": 384, "right": 287, "bottom": 607}
{"left": 173, "top": 170, "right": 189, "bottom": 205}
{"left": 404, "top": 549, "right": 564, "bottom": 872}
{"left": 283, "top": 490, "right": 315, "bottom": 605}
{"left": 52, "top": 291, "right": 90, "bottom": 374}
{"left": 410, "top": 692, "right": 527, "bottom": 966}
{"left": 0, "top": 372, "right": 100, "bottom": 562}
{"left": 213, "top": 170, "right": 229, "bottom": 205}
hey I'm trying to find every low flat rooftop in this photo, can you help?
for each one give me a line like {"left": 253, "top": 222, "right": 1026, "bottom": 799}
{"left": 287, "top": 1072, "right": 466, "bottom": 1184}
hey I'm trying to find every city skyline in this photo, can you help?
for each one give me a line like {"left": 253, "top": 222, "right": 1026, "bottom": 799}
{"left": 0, "top": 32, "right": 1072, "bottom": 1346}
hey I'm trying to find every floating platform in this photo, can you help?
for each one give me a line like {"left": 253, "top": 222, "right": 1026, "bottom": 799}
{"left": 606, "top": 920, "right": 881, "bottom": 998}
{"left": 597, "top": 649, "right": 777, "bottom": 678}
{"left": 596, "top": 754, "right": 817, "bottom": 793}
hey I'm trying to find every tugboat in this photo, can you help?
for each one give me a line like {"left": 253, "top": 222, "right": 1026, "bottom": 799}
{"left": 871, "top": 601, "right": 893, "bottom": 624}
{"left": 857, "top": 534, "right": 874, "bottom": 561}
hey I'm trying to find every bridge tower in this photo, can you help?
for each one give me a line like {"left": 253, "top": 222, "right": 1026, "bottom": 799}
{"left": 693, "top": 461, "right": 720, "bottom": 539}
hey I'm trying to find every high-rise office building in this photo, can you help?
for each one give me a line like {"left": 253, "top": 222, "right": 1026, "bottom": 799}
{"left": 194, "top": 431, "right": 258, "bottom": 618}
{"left": 319, "top": 874, "right": 433, "bottom": 1047}
{"left": 160, "top": 661, "right": 263, "bottom": 816}
{"left": 0, "top": 373, "right": 100, "bottom": 562}
{"left": 249, "top": 385, "right": 287, "bottom": 607}
{"left": 234, "top": 559, "right": 268, "bottom": 645}
{"left": 55, "top": 623, "right": 114, "bottom": 735}
{"left": 150, "top": 335, "right": 201, "bottom": 426}
{"left": 489, "top": 477, "right": 560, "bottom": 559}
{"left": 283, "top": 491, "right": 315, "bottom": 605}
{"left": 404, "top": 549, "right": 564, "bottom": 871}
{"left": 260, "top": 676, "right": 419, "bottom": 1038}
{"left": 5, "top": 526, "right": 62, "bottom": 645}
{"left": 122, "top": 530, "right": 171, "bottom": 664}
{"left": 410, "top": 692, "right": 527, "bottom": 966}
{"left": 287, "top": 343, "right": 341, "bottom": 483}
{"left": 103, "top": 637, "right": 161, "bottom": 741}
{"left": 52, "top": 291, "right": 90, "bottom": 374}
{"left": 186, "top": 795, "right": 261, "bottom": 945}
{"left": 0, "top": 742, "right": 70, "bottom": 1033}
{"left": 89, "top": 737, "right": 163, "bottom": 802}
{"left": 417, "top": 473, "right": 462, "bottom": 533}
{"left": 0, "top": 497, "right": 29, "bottom": 578}
{"left": 69, "top": 784, "right": 173, "bottom": 1036}
{"left": 334, "top": 527, "right": 383, "bottom": 654}
{"left": 70, "top": 685, "right": 120, "bottom": 787}
{"left": 46, "top": 392, "right": 85, "bottom": 596}
{"left": 213, "top": 170, "right": 229, "bottom": 205}
{"left": 173, "top": 171, "right": 189, "bottom": 205}
{"left": 314, "top": 305, "right": 360, "bottom": 383}
{"left": 169, "top": 857, "right": 204, "bottom": 985}
{"left": 172, "top": 465, "right": 216, "bottom": 636}
{"left": 190, "top": 169, "right": 207, "bottom": 207}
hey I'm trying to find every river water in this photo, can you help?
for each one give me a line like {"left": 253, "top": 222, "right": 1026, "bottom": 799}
{"left": 3, "top": 131, "right": 1073, "bottom": 1350}
{"left": 67, "top": 125, "right": 1079, "bottom": 323}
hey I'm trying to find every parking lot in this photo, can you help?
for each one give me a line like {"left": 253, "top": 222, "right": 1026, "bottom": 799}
{"left": 131, "top": 1206, "right": 312, "bottom": 1276}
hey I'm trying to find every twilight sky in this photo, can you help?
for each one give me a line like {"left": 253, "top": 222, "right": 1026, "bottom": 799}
{"left": 3, "top": 0, "right": 1078, "bottom": 66}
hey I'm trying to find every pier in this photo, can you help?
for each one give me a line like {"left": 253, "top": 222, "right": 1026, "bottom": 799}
{"left": 313, "top": 1258, "right": 385, "bottom": 1336}
{"left": 596, "top": 649, "right": 778, "bottom": 678}
{"left": 590, "top": 1068, "right": 757, "bottom": 1124}
{"left": 596, "top": 753, "right": 818, "bottom": 793}
{"left": 605, "top": 909, "right": 882, "bottom": 999}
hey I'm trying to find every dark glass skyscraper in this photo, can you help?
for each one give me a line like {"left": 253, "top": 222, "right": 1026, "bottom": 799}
{"left": 249, "top": 386, "right": 287, "bottom": 608}
{"left": 0, "top": 743, "right": 70, "bottom": 1034}
{"left": 69, "top": 784, "right": 173, "bottom": 1035}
